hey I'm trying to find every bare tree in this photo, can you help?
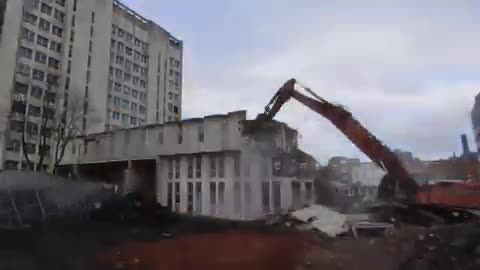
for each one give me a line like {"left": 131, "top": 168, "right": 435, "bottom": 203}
{"left": 12, "top": 83, "right": 56, "bottom": 171}
{"left": 52, "top": 94, "right": 86, "bottom": 174}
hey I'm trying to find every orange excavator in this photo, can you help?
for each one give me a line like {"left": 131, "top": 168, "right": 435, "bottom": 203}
{"left": 257, "top": 78, "right": 480, "bottom": 209}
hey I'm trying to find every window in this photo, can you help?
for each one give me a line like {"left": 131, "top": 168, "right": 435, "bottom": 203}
{"left": 126, "top": 33, "right": 133, "bottom": 42}
{"left": 133, "top": 76, "right": 139, "bottom": 85}
{"left": 52, "top": 25, "right": 63, "bottom": 37}
{"left": 234, "top": 154, "right": 241, "bottom": 177}
{"left": 134, "top": 38, "right": 140, "bottom": 46}
{"left": 35, "top": 51, "right": 47, "bottom": 63}
{"left": 133, "top": 64, "right": 140, "bottom": 73}
{"left": 15, "top": 82, "right": 28, "bottom": 95}
{"left": 47, "top": 74, "right": 59, "bottom": 85}
{"left": 122, "top": 114, "right": 128, "bottom": 123}
{"left": 70, "top": 29, "right": 75, "bottom": 42}
{"left": 24, "top": 143, "right": 36, "bottom": 154}
{"left": 131, "top": 90, "right": 138, "bottom": 98}
{"left": 139, "top": 105, "right": 145, "bottom": 114}
{"left": 175, "top": 158, "right": 180, "bottom": 178}
{"left": 71, "top": 14, "right": 76, "bottom": 27}
{"left": 118, "top": 28, "right": 124, "bottom": 37}
{"left": 16, "top": 64, "right": 31, "bottom": 76}
{"left": 198, "top": 124, "right": 204, "bottom": 142}
{"left": 113, "top": 96, "right": 121, "bottom": 106}
{"left": 141, "top": 55, "right": 148, "bottom": 64}
{"left": 139, "top": 92, "right": 146, "bottom": 101}
{"left": 116, "top": 55, "right": 124, "bottom": 65}
{"left": 32, "top": 69, "right": 45, "bottom": 81}
{"left": 6, "top": 140, "right": 20, "bottom": 152}
{"left": 210, "top": 156, "right": 217, "bottom": 177}
{"left": 90, "top": 26, "right": 94, "bottom": 37}
{"left": 19, "top": 47, "right": 33, "bottom": 59}
{"left": 195, "top": 156, "right": 202, "bottom": 178}
{"left": 41, "top": 3, "right": 53, "bottom": 15}
{"left": 56, "top": 0, "right": 66, "bottom": 6}
{"left": 178, "top": 126, "right": 183, "bottom": 144}
{"left": 218, "top": 155, "right": 225, "bottom": 178}
{"left": 39, "top": 18, "right": 51, "bottom": 31}
{"left": 234, "top": 182, "right": 241, "bottom": 216}
{"left": 36, "top": 35, "right": 49, "bottom": 47}
{"left": 140, "top": 80, "right": 146, "bottom": 88}
{"left": 122, "top": 100, "right": 129, "bottom": 110}
{"left": 187, "top": 157, "right": 193, "bottom": 178}
{"left": 130, "top": 103, "right": 137, "bottom": 113}
{"left": 86, "top": 70, "right": 90, "bottom": 83}
{"left": 117, "top": 42, "right": 124, "bottom": 52}
{"left": 50, "top": 40, "right": 62, "bottom": 53}
{"left": 174, "top": 182, "right": 180, "bottom": 211}
{"left": 54, "top": 9, "right": 64, "bottom": 22}
{"left": 28, "top": 105, "right": 41, "bottom": 117}
{"left": 195, "top": 182, "right": 202, "bottom": 214}
{"left": 48, "top": 57, "right": 60, "bottom": 70}
{"left": 126, "top": 47, "right": 132, "bottom": 55}
{"left": 167, "top": 159, "right": 173, "bottom": 179}
{"left": 24, "top": 13, "right": 37, "bottom": 25}
{"left": 22, "top": 28, "right": 35, "bottom": 42}
{"left": 89, "top": 40, "right": 93, "bottom": 52}
{"left": 68, "top": 45, "right": 73, "bottom": 57}
{"left": 26, "top": 122, "right": 38, "bottom": 136}
{"left": 125, "top": 59, "right": 132, "bottom": 70}
{"left": 115, "top": 68, "right": 123, "bottom": 79}
{"left": 123, "top": 85, "right": 130, "bottom": 94}
{"left": 114, "top": 83, "right": 122, "bottom": 92}
{"left": 124, "top": 73, "right": 131, "bottom": 82}
{"left": 187, "top": 182, "right": 194, "bottom": 214}
{"left": 130, "top": 117, "right": 137, "bottom": 126}
{"left": 112, "top": 111, "right": 120, "bottom": 120}
{"left": 168, "top": 103, "right": 173, "bottom": 112}
{"left": 210, "top": 182, "right": 216, "bottom": 216}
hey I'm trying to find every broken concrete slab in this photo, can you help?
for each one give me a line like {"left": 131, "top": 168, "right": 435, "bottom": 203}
{"left": 290, "top": 204, "right": 349, "bottom": 237}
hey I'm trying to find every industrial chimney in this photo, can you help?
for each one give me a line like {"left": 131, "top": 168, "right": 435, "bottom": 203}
{"left": 461, "top": 134, "right": 470, "bottom": 155}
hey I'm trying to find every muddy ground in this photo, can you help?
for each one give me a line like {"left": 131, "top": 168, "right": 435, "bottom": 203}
{"left": 1, "top": 220, "right": 479, "bottom": 270}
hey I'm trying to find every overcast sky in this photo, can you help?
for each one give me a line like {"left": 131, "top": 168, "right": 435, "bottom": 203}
{"left": 123, "top": 0, "right": 480, "bottom": 164}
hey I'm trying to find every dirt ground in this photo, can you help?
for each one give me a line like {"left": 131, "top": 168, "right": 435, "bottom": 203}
{"left": 1, "top": 222, "right": 479, "bottom": 270}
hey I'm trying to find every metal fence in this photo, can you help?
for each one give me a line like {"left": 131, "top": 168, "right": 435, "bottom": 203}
{"left": 0, "top": 170, "right": 117, "bottom": 229}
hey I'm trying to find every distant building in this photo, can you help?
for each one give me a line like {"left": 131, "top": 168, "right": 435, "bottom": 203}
{"left": 60, "top": 111, "right": 317, "bottom": 220}
{"left": 472, "top": 93, "right": 480, "bottom": 152}
{"left": 0, "top": 0, "right": 182, "bottom": 170}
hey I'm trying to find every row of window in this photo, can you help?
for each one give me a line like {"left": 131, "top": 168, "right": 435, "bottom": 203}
{"left": 22, "top": 27, "right": 62, "bottom": 53}
{"left": 111, "top": 39, "right": 149, "bottom": 65}
{"left": 112, "top": 25, "right": 148, "bottom": 50}
{"left": 110, "top": 111, "right": 141, "bottom": 126}
{"left": 24, "top": 12, "right": 63, "bottom": 38}
{"left": 6, "top": 139, "right": 50, "bottom": 156}
{"left": 14, "top": 82, "right": 56, "bottom": 101}
{"left": 169, "top": 57, "right": 181, "bottom": 68}
{"left": 109, "top": 96, "right": 146, "bottom": 114}
{"left": 110, "top": 66, "right": 147, "bottom": 87}
{"left": 19, "top": 46, "right": 61, "bottom": 70}
{"left": 109, "top": 81, "right": 147, "bottom": 101}
{"left": 167, "top": 155, "right": 239, "bottom": 180}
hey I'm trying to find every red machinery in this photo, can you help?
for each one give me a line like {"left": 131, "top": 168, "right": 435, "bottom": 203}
{"left": 258, "top": 78, "right": 480, "bottom": 208}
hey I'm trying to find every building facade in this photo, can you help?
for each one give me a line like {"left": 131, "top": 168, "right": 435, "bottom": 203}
{"left": 61, "top": 111, "right": 316, "bottom": 220}
{"left": 0, "top": 0, "right": 182, "bottom": 170}
{"left": 472, "top": 93, "right": 480, "bottom": 152}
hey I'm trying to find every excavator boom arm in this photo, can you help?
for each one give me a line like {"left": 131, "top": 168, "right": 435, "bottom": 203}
{"left": 261, "top": 79, "right": 418, "bottom": 198}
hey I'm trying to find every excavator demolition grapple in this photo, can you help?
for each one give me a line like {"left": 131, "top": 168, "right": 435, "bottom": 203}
{"left": 256, "top": 78, "right": 480, "bottom": 210}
